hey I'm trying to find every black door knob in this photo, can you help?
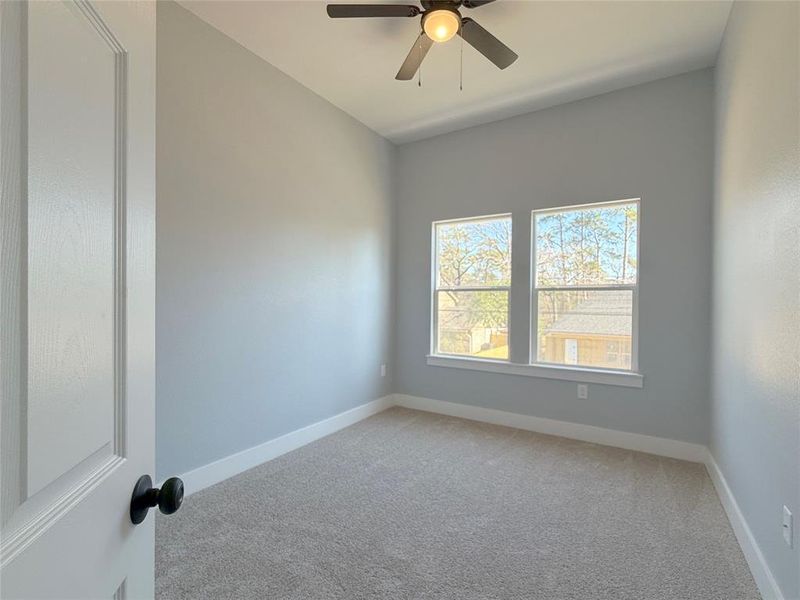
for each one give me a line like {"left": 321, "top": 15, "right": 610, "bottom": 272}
{"left": 130, "top": 474, "right": 184, "bottom": 524}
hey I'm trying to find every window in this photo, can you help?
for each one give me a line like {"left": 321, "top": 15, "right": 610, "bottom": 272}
{"left": 427, "top": 200, "right": 642, "bottom": 387}
{"left": 432, "top": 215, "right": 511, "bottom": 360}
{"left": 533, "top": 200, "right": 638, "bottom": 371}
{"left": 605, "top": 340, "right": 632, "bottom": 368}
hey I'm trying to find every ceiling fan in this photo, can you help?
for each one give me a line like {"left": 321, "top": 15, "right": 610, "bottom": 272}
{"left": 326, "top": 1, "right": 518, "bottom": 80}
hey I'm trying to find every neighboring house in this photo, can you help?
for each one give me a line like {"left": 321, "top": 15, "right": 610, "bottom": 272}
{"left": 539, "top": 290, "right": 632, "bottom": 369}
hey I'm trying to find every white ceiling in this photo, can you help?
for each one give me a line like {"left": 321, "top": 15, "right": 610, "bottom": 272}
{"left": 179, "top": 0, "right": 732, "bottom": 144}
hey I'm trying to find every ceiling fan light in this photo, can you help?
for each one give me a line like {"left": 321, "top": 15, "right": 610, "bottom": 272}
{"left": 422, "top": 9, "right": 460, "bottom": 43}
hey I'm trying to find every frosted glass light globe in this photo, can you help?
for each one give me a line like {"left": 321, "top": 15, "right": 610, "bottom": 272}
{"left": 423, "top": 9, "right": 460, "bottom": 43}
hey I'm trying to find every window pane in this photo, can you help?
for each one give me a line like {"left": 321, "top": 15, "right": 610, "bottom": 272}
{"left": 535, "top": 202, "right": 638, "bottom": 287}
{"left": 436, "top": 290, "right": 508, "bottom": 359}
{"left": 436, "top": 217, "right": 511, "bottom": 288}
{"left": 537, "top": 290, "right": 633, "bottom": 370}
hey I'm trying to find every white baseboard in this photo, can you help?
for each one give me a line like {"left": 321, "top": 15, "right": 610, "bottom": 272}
{"left": 705, "top": 452, "right": 786, "bottom": 600}
{"left": 393, "top": 394, "right": 707, "bottom": 463}
{"left": 177, "top": 395, "right": 394, "bottom": 496}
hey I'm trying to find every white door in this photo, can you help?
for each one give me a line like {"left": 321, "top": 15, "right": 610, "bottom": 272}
{"left": 1, "top": 1, "right": 157, "bottom": 598}
{"left": 565, "top": 339, "right": 578, "bottom": 365}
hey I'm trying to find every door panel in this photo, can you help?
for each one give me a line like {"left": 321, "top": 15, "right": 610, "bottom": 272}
{"left": 27, "top": 0, "right": 120, "bottom": 498}
{"left": 1, "top": 1, "right": 155, "bottom": 598}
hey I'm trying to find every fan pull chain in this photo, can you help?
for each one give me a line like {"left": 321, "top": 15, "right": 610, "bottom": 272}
{"left": 459, "top": 24, "right": 463, "bottom": 91}
{"left": 418, "top": 34, "right": 422, "bottom": 87}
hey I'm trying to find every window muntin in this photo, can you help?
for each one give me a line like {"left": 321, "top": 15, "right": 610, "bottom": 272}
{"left": 433, "top": 215, "right": 511, "bottom": 360}
{"left": 533, "top": 200, "right": 639, "bottom": 371}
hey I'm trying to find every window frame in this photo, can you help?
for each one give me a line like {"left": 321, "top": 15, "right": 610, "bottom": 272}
{"left": 530, "top": 198, "right": 641, "bottom": 374}
{"left": 430, "top": 213, "right": 512, "bottom": 362}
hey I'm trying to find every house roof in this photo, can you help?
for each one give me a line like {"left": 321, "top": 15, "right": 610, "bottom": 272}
{"left": 543, "top": 291, "right": 632, "bottom": 337}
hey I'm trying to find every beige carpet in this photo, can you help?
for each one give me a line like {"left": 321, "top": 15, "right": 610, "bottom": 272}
{"left": 156, "top": 407, "right": 759, "bottom": 599}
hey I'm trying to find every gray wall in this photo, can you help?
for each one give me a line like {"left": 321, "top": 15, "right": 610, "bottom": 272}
{"left": 156, "top": 2, "right": 394, "bottom": 479}
{"left": 395, "top": 70, "right": 714, "bottom": 444}
{"left": 711, "top": 2, "right": 800, "bottom": 597}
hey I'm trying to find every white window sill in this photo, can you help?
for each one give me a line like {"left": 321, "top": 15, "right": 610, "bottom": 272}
{"left": 426, "top": 355, "right": 644, "bottom": 388}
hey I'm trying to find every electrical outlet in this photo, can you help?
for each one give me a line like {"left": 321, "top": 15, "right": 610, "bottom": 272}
{"left": 380, "top": 364, "right": 387, "bottom": 378}
{"left": 783, "top": 506, "right": 793, "bottom": 548}
{"left": 577, "top": 384, "right": 588, "bottom": 399}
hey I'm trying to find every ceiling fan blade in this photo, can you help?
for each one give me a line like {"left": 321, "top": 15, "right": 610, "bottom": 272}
{"left": 326, "top": 4, "right": 420, "bottom": 18}
{"left": 462, "top": 0, "right": 497, "bottom": 8}
{"left": 459, "top": 17, "right": 518, "bottom": 69}
{"left": 396, "top": 33, "right": 434, "bottom": 80}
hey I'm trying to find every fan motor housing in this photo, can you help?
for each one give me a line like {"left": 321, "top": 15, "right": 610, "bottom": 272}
{"left": 421, "top": 0, "right": 462, "bottom": 12}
